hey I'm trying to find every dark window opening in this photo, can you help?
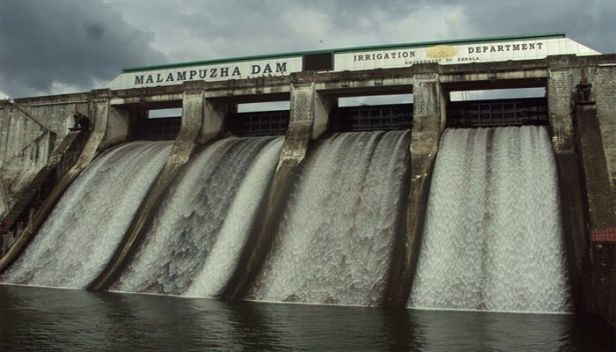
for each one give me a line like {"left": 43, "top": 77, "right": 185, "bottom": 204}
{"left": 132, "top": 107, "right": 182, "bottom": 141}
{"left": 330, "top": 104, "right": 413, "bottom": 132}
{"left": 227, "top": 110, "right": 290, "bottom": 137}
{"left": 303, "top": 52, "right": 333, "bottom": 71}
{"left": 447, "top": 98, "right": 548, "bottom": 128}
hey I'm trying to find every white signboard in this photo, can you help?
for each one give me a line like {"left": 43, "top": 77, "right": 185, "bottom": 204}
{"left": 109, "top": 57, "right": 303, "bottom": 90}
{"left": 108, "top": 36, "right": 599, "bottom": 90}
{"left": 335, "top": 37, "right": 598, "bottom": 70}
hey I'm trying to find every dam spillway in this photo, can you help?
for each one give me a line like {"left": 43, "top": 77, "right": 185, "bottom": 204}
{"left": 0, "top": 142, "right": 172, "bottom": 288}
{"left": 0, "top": 129, "right": 573, "bottom": 313}
{"left": 409, "top": 126, "right": 571, "bottom": 313}
{"left": 111, "top": 136, "right": 283, "bottom": 297}
{"left": 248, "top": 131, "right": 411, "bottom": 306}
{"left": 2, "top": 35, "right": 614, "bottom": 325}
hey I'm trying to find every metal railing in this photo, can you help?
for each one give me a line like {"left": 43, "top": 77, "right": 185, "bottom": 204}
{"left": 447, "top": 98, "right": 548, "bottom": 128}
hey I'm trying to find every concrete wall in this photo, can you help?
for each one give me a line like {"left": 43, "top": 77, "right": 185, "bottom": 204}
{"left": 576, "top": 103, "right": 616, "bottom": 327}
{"left": 384, "top": 67, "right": 444, "bottom": 306}
{"left": 590, "top": 65, "right": 616, "bottom": 191}
{"left": 588, "top": 63, "right": 616, "bottom": 327}
{"left": 0, "top": 96, "right": 89, "bottom": 217}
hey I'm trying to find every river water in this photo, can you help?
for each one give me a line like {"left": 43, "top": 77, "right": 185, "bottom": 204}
{"left": 1, "top": 285, "right": 613, "bottom": 352}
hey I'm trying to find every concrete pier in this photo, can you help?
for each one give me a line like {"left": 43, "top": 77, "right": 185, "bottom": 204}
{"left": 576, "top": 103, "right": 616, "bottom": 326}
{"left": 88, "top": 81, "right": 215, "bottom": 291}
{"left": 384, "top": 68, "right": 443, "bottom": 307}
{"left": 547, "top": 65, "right": 594, "bottom": 312}
{"left": 222, "top": 78, "right": 325, "bottom": 300}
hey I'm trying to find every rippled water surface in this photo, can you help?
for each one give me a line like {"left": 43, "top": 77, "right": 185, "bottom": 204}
{"left": 1, "top": 285, "right": 614, "bottom": 352}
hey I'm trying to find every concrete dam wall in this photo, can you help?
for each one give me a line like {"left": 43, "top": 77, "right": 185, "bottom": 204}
{"left": 1, "top": 37, "right": 615, "bottom": 326}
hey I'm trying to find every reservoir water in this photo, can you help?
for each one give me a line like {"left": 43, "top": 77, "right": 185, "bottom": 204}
{"left": 1, "top": 285, "right": 614, "bottom": 352}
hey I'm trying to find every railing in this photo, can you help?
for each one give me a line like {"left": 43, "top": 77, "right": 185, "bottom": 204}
{"left": 330, "top": 104, "right": 413, "bottom": 132}
{"left": 447, "top": 98, "right": 548, "bottom": 128}
{"left": 132, "top": 117, "right": 182, "bottom": 141}
{"left": 129, "top": 98, "right": 548, "bottom": 138}
{"left": 227, "top": 111, "right": 290, "bottom": 137}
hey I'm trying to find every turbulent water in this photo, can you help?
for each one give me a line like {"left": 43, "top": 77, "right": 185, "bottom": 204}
{"left": 409, "top": 126, "right": 571, "bottom": 313}
{"left": 1, "top": 125, "right": 575, "bottom": 315}
{"left": 249, "top": 131, "right": 411, "bottom": 306}
{"left": 0, "top": 142, "right": 172, "bottom": 288}
{"left": 111, "top": 137, "right": 283, "bottom": 297}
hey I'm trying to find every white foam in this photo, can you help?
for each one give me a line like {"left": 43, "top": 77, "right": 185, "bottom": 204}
{"left": 409, "top": 126, "right": 571, "bottom": 313}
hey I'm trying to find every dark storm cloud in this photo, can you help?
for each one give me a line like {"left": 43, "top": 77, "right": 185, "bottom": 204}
{"left": 0, "top": 0, "right": 168, "bottom": 98}
{"left": 1, "top": 0, "right": 614, "bottom": 99}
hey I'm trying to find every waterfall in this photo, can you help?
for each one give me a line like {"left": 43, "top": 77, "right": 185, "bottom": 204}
{"left": 409, "top": 126, "right": 571, "bottom": 313}
{"left": 249, "top": 131, "right": 411, "bottom": 306}
{"left": 111, "top": 136, "right": 283, "bottom": 297}
{"left": 0, "top": 142, "right": 172, "bottom": 288}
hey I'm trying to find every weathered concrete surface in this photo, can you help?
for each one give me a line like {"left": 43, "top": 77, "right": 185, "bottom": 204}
{"left": 545, "top": 69, "right": 594, "bottom": 313}
{"left": 576, "top": 105, "right": 615, "bottom": 238}
{"left": 554, "top": 152, "right": 594, "bottom": 312}
{"left": 88, "top": 82, "right": 211, "bottom": 291}
{"left": 0, "top": 90, "right": 111, "bottom": 274}
{"left": 384, "top": 70, "right": 443, "bottom": 307}
{"left": 222, "top": 78, "right": 322, "bottom": 300}
{"left": 0, "top": 98, "right": 86, "bottom": 216}
{"left": 2, "top": 131, "right": 82, "bottom": 231}
{"left": 0, "top": 130, "right": 89, "bottom": 256}
{"left": 584, "top": 63, "right": 616, "bottom": 328}
{"left": 548, "top": 64, "right": 576, "bottom": 154}
{"left": 101, "top": 105, "right": 130, "bottom": 150}
{"left": 576, "top": 104, "right": 616, "bottom": 327}
{"left": 592, "top": 73, "right": 616, "bottom": 211}
{"left": 592, "top": 244, "right": 616, "bottom": 328}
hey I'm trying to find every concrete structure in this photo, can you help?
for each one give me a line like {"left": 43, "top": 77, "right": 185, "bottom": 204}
{"left": 0, "top": 34, "right": 614, "bottom": 326}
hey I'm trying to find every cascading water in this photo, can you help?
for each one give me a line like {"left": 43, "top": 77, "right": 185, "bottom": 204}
{"left": 409, "top": 126, "right": 571, "bottom": 313}
{"left": 111, "top": 136, "right": 283, "bottom": 297}
{"left": 249, "top": 131, "right": 411, "bottom": 306}
{"left": 0, "top": 141, "right": 172, "bottom": 288}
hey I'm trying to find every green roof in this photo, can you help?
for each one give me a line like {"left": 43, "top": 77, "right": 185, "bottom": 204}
{"left": 123, "top": 33, "right": 566, "bottom": 73}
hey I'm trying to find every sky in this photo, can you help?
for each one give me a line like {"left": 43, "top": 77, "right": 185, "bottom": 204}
{"left": 0, "top": 0, "right": 615, "bottom": 100}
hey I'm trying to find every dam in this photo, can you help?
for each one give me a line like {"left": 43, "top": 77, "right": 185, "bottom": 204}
{"left": 0, "top": 33, "right": 615, "bottom": 328}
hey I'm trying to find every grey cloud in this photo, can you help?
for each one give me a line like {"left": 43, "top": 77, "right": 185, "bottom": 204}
{"left": 420, "top": 0, "right": 616, "bottom": 54}
{"left": 1, "top": 0, "right": 613, "bottom": 99}
{"left": 147, "top": 0, "right": 454, "bottom": 61}
{"left": 0, "top": 0, "right": 168, "bottom": 98}
{"left": 148, "top": 0, "right": 615, "bottom": 65}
